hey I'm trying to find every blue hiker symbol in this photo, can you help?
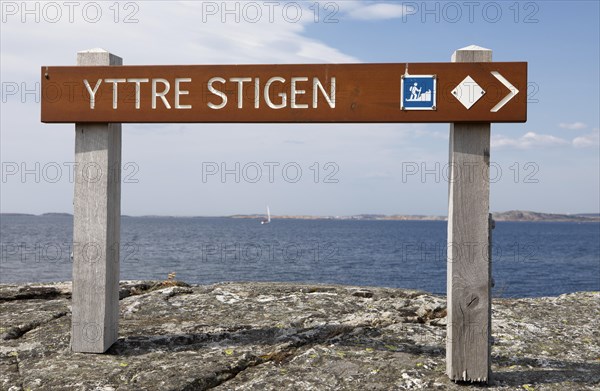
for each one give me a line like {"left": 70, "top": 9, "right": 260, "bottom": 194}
{"left": 401, "top": 74, "right": 436, "bottom": 110}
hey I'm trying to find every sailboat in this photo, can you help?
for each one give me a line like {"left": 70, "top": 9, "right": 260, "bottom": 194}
{"left": 261, "top": 206, "right": 271, "bottom": 225}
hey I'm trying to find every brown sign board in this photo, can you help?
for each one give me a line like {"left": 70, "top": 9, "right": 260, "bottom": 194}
{"left": 41, "top": 62, "right": 527, "bottom": 123}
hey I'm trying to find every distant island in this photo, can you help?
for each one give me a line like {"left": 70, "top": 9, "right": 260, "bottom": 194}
{"left": 2, "top": 211, "right": 599, "bottom": 222}
{"left": 492, "top": 210, "right": 600, "bottom": 222}
{"left": 230, "top": 210, "right": 600, "bottom": 222}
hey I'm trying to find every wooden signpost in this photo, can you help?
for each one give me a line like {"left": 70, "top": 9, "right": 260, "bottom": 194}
{"left": 41, "top": 61, "right": 526, "bottom": 124}
{"left": 41, "top": 46, "right": 527, "bottom": 383}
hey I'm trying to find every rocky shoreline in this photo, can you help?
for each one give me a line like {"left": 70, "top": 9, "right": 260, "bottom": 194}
{"left": 1, "top": 281, "right": 598, "bottom": 390}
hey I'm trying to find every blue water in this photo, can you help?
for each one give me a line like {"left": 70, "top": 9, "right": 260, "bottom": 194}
{"left": 1, "top": 215, "right": 598, "bottom": 297}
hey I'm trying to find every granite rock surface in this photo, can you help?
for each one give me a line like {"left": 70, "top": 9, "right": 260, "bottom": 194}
{"left": 0, "top": 281, "right": 598, "bottom": 390}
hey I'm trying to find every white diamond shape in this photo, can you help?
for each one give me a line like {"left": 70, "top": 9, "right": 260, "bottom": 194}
{"left": 451, "top": 76, "right": 485, "bottom": 110}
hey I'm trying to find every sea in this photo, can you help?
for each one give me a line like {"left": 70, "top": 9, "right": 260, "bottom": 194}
{"left": 1, "top": 214, "right": 598, "bottom": 298}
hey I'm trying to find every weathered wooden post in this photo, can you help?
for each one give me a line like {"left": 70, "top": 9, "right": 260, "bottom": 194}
{"left": 71, "top": 49, "right": 122, "bottom": 353}
{"left": 39, "top": 49, "right": 524, "bottom": 362}
{"left": 446, "top": 45, "right": 492, "bottom": 382}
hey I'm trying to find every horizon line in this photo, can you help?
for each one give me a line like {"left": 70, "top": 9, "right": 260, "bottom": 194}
{"left": 2, "top": 210, "right": 599, "bottom": 218}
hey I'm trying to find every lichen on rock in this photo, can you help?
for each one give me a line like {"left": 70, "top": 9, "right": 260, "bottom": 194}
{"left": 0, "top": 281, "right": 598, "bottom": 390}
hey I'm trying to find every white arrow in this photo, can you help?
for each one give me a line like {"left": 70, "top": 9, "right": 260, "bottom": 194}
{"left": 490, "top": 71, "right": 519, "bottom": 112}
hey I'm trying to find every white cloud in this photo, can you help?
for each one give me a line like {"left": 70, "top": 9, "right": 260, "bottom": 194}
{"left": 573, "top": 128, "right": 600, "bottom": 148}
{"left": 0, "top": 0, "right": 366, "bottom": 216}
{"left": 0, "top": 1, "right": 359, "bottom": 80}
{"left": 344, "top": 2, "right": 413, "bottom": 20}
{"left": 492, "top": 132, "right": 569, "bottom": 149}
{"left": 559, "top": 122, "right": 587, "bottom": 130}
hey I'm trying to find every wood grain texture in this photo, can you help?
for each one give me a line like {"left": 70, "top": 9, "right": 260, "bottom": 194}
{"left": 40, "top": 62, "right": 527, "bottom": 123}
{"left": 71, "top": 49, "right": 122, "bottom": 353}
{"left": 446, "top": 46, "right": 492, "bottom": 382}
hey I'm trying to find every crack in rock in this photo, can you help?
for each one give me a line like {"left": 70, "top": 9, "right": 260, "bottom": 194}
{"left": 199, "top": 324, "right": 359, "bottom": 390}
{"left": 0, "top": 286, "right": 67, "bottom": 302}
{"left": 2, "top": 282, "right": 596, "bottom": 390}
{"left": 2, "top": 311, "right": 68, "bottom": 340}
{"left": 13, "top": 352, "right": 24, "bottom": 391}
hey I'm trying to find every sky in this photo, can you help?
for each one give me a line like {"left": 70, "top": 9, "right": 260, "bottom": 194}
{"left": 1, "top": 0, "right": 599, "bottom": 216}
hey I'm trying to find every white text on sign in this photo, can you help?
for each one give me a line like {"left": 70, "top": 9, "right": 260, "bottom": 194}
{"left": 82, "top": 76, "right": 337, "bottom": 110}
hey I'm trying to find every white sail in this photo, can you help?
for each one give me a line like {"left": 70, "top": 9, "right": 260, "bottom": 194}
{"left": 261, "top": 205, "right": 271, "bottom": 224}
